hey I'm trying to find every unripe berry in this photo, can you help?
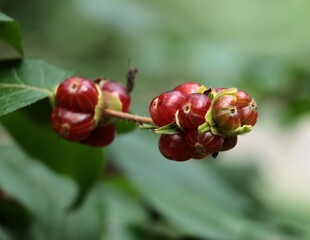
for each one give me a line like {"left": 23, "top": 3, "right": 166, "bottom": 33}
{"left": 83, "top": 123, "right": 116, "bottom": 147}
{"left": 158, "top": 133, "right": 194, "bottom": 161}
{"left": 185, "top": 129, "right": 224, "bottom": 157}
{"left": 149, "top": 90, "right": 185, "bottom": 127}
{"left": 95, "top": 79, "right": 131, "bottom": 113}
{"left": 55, "top": 77, "right": 99, "bottom": 112}
{"left": 50, "top": 107, "right": 96, "bottom": 141}
{"left": 220, "top": 136, "right": 238, "bottom": 151}
{"left": 212, "top": 95, "right": 241, "bottom": 131}
{"left": 235, "top": 90, "right": 252, "bottom": 108}
{"left": 214, "top": 88, "right": 258, "bottom": 128}
{"left": 176, "top": 93, "right": 211, "bottom": 129}
{"left": 174, "top": 82, "right": 202, "bottom": 96}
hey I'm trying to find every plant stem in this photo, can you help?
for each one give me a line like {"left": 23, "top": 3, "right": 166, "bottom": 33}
{"left": 103, "top": 108, "right": 154, "bottom": 125}
{"left": 126, "top": 59, "right": 138, "bottom": 93}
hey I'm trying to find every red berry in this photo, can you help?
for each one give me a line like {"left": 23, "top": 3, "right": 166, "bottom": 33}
{"left": 176, "top": 93, "right": 211, "bottom": 129}
{"left": 149, "top": 90, "right": 185, "bottom": 126}
{"left": 239, "top": 99, "right": 258, "bottom": 126}
{"left": 96, "top": 79, "right": 131, "bottom": 113}
{"left": 185, "top": 129, "right": 224, "bottom": 157}
{"left": 220, "top": 136, "right": 238, "bottom": 151}
{"left": 55, "top": 77, "right": 99, "bottom": 112}
{"left": 50, "top": 107, "right": 96, "bottom": 141}
{"left": 212, "top": 95, "right": 241, "bottom": 131}
{"left": 174, "top": 82, "right": 202, "bottom": 96}
{"left": 236, "top": 90, "right": 252, "bottom": 109}
{"left": 83, "top": 123, "right": 116, "bottom": 147}
{"left": 158, "top": 133, "right": 194, "bottom": 161}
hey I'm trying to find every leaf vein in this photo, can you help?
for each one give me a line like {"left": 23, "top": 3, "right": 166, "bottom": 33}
{"left": 0, "top": 83, "right": 52, "bottom": 95}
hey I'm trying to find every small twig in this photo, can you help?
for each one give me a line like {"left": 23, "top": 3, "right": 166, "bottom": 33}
{"left": 103, "top": 108, "right": 154, "bottom": 125}
{"left": 126, "top": 59, "right": 138, "bottom": 93}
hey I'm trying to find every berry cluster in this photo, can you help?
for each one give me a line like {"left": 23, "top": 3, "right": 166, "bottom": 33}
{"left": 149, "top": 82, "right": 258, "bottom": 161}
{"left": 50, "top": 76, "right": 131, "bottom": 147}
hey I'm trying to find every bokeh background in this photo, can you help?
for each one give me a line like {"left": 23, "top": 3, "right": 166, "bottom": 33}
{"left": 1, "top": 0, "right": 310, "bottom": 239}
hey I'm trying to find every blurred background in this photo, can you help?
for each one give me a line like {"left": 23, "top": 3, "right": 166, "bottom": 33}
{"left": 1, "top": 0, "right": 310, "bottom": 239}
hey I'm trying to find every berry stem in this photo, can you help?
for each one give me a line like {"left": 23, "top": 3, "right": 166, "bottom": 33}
{"left": 103, "top": 108, "right": 154, "bottom": 125}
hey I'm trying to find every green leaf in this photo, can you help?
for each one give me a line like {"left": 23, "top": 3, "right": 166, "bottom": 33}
{"left": 0, "top": 143, "right": 78, "bottom": 238}
{"left": 110, "top": 132, "right": 286, "bottom": 239}
{"left": 59, "top": 184, "right": 106, "bottom": 240}
{"left": 0, "top": 59, "right": 72, "bottom": 117}
{"left": 114, "top": 119, "right": 136, "bottom": 134}
{"left": 102, "top": 182, "right": 147, "bottom": 240}
{"left": 0, "top": 226, "right": 12, "bottom": 240}
{"left": 1, "top": 109, "right": 105, "bottom": 205}
{"left": 0, "top": 12, "right": 23, "bottom": 55}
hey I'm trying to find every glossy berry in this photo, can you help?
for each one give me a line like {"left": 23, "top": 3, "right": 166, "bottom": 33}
{"left": 158, "top": 133, "right": 194, "bottom": 161}
{"left": 186, "top": 129, "right": 224, "bottom": 158}
{"left": 176, "top": 93, "right": 211, "bottom": 129}
{"left": 55, "top": 77, "right": 99, "bottom": 112}
{"left": 50, "top": 107, "right": 96, "bottom": 141}
{"left": 220, "top": 136, "right": 238, "bottom": 151}
{"left": 95, "top": 79, "right": 131, "bottom": 113}
{"left": 174, "top": 82, "right": 202, "bottom": 96}
{"left": 212, "top": 95, "right": 241, "bottom": 131}
{"left": 239, "top": 99, "right": 258, "bottom": 126}
{"left": 83, "top": 123, "right": 116, "bottom": 147}
{"left": 235, "top": 90, "right": 252, "bottom": 108}
{"left": 149, "top": 90, "right": 185, "bottom": 126}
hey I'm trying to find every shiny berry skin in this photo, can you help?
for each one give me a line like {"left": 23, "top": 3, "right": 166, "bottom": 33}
{"left": 95, "top": 79, "right": 131, "bottom": 113}
{"left": 212, "top": 95, "right": 241, "bottom": 131}
{"left": 239, "top": 99, "right": 258, "bottom": 126}
{"left": 83, "top": 123, "right": 116, "bottom": 147}
{"left": 220, "top": 136, "right": 238, "bottom": 151}
{"left": 174, "top": 82, "right": 202, "bottom": 96}
{"left": 158, "top": 133, "right": 194, "bottom": 161}
{"left": 235, "top": 90, "right": 252, "bottom": 109}
{"left": 55, "top": 77, "right": 99, "bottom": 112}
{"left": 50, "top": 107, "right": 96, "bottom": 141}
{"left": 149, "top": 90, "right": 185, "bottom": 127}
{"left": 177, "top": 93, "right": 211, "bottom": 129}
{"left": 185, "top": 129, "right": 224, "bottom": 157}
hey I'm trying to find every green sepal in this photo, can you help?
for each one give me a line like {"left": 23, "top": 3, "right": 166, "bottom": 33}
{"left": 196, "top": 85, "right": 210, "bottom": 94}
{"left": 221, "top": 125, "right": 253, "bottom": 136}
{"left": 94, "top": 84, "right": 104, "bottom": 125}
{"left": 198, "top": 121, "right": 225, "bottom": 136}
{"left": 138, "top": 123, "right": 158, "bottom": 129}
{"left": 197, "top": 122, "right": 211, "bottom": 134}
{"left": 153, "top": 123, "right": 182, "bottom": 135}
{"left": 102, "top": 91, "right": 122, "bottom": 112}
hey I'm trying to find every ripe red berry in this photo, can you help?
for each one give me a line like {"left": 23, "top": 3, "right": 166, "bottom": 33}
{"left": 95, "top": 79, "right": 131, "bottom": 113}
{"left": 50, "top": 107, "right": 96, "bottom": 141}
{"left": 55, "top": 77, "right": 99, "bottom": 112}
{"left": 220, "top": 136, "right": 238, "bottom": 151}
{"left": 185, "top": 129, "right": 224, "bottom": 157}
{"left": 239, "top": 99, "right": 258, "bottom": 126}
{"left": 212, "top": 95, "right": 241, "bottom": 131}
{"left": 83, "top": 123, "right": 116, "bottom": 147}
{"left": 174, "top": 82, "right": 202, "bottom": 96}
{"left": 149, "top": 90, "right": 185, "bottom": 127}
{"left": 158, "top": 133, "right": 194, "bottom": 161}
{"left": 176, "top": 93, "right": 211, "bottom": 129}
